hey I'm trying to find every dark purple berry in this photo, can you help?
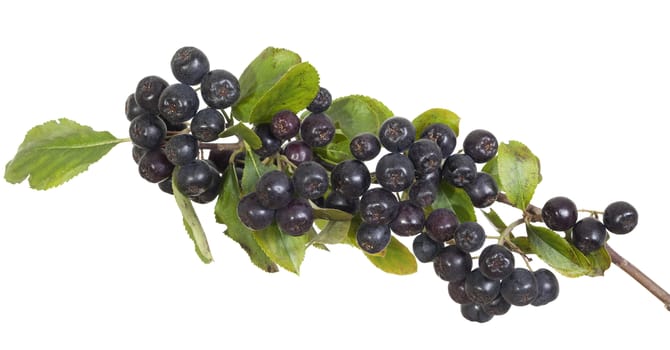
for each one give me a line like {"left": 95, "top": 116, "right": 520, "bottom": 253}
{"left": 171, "top": 46, "right": 210, "bottom": 85}
{"left": 479, "top": 244, "right": 515, "bottom": 280}
{"left": 433, "top": 245, "right": 472, "bottom": 282}
{"left": 412, "top": 233, "right": 443, "bottom": 263}
{"left": 390, "top": 200, "right": 425, "bottom": 236}
{"left": 307, "top": 87, "right": 332, "bottom": 113}
{"left": 409, "top": 179, "right": 437, "bottom": 208}
{"left": 135, "top": 76, "right": 169, "bottom": 114}
{"left": 175, "top": 160, "right": 216, "bottom": 196}
{"left": 125, "top": 93, "right": 146, "bottom": 121}
{"left": 375, "top": 152, "right": 415, "bottom": 192}
{"left": 350, "top": 132, "right": 381, "bottom": 161}
{"left": 455, "top": 222, "right": 486, "bottom": 252}
{"left": 237, "top": 192, "right": 275, "bottom": 231}
{"left": 138, "top": 149, "right": 174, "bottom": 183}
{"left": 463, "top": 129, "right": 498, "bottom": 163}
{"left": 408, "top": 139, "right": 443, "bottom": 175}
{"left": 158, "top": 83, "right": 199, "bottom": 124}
{"left": 191, "top": 171, "right": 222, "bottom": 204}
{"left": 132, "top": 145, "right": 148, "bottom": 164}
{"left": 164, "top": 134, "right": 199, "bottom": 166}
{"left": 256, "top": 170, "right": 293, "bottom": 210}
{"left": 253, "top": 123, "right": 282, "bottom": 158}
{"left": 465, "top": 268, "right": 501, "bottom": 305}
{"left": 359, "top": 188, "right": 399, "bottom": 225}
{"left": 461, "top": 303, "right": 493, "bottom": 323}
{"left": 270, "top": 110, "right": 301, "bottom": 140}
{"left": 292, "top": 161, "right": 329, "bottom": 200}
{"left": 330, "top": 160, "right": 371, "bottom": 198}
{"left": 441, "top": 154, "right": 477, "bottom": 187}
{"left": 542, "top": 196, "right": 578, "bottom": 231}
{"left": 531, "top": 268, "right": 560, "bottom": 306}
{"left": 464, "top": 172, "right": 499, "bottom": 208}
{"left": 300, "top": 113, "right": 335, "bottom": 147}
{"left": 500, "top": 268, "right": 538, "bottom": 306}
{"left": 603, "top": 201, "right": 638, "bottom": 235}
{"left": 324, "top": 191, "right": 359, "bottom": 214}
{"left": 425, "top": 208, "right": 459, "bottom": 243}
{"left": 378, "top": 116, "right": 416, "bottom": 152}
{"left": 421, "top": 123, "right": 457, "bottom": 158}
{"left": 158, "top": 176, "right": 173, "bottom": 194}
{"left": 276, "top": 198, "right": 314, "bottom": 236}
{"left": 201, "top": 69, "right": 240, "bottom": 109}
{"left": 129, "top": 114, "right": 167, "bottom": 150}
{"left": 191, "top": 108, "right": 226, "bottom": 142}
{"left": 482, "top": 295, "right": 511, "bottom": 316}
{"left": 282, "top": 140, "right": 313, "bottom": 166}
{"left": 356, "top": 223, "right": 391, "bottom": 254}
{"left": 448, "top": 279, "right": 472, "bottom": 304}
{"left": 571, "top": 217, "right": 607, "bottom": 254}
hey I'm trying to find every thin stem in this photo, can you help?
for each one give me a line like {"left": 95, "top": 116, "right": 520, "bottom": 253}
{"left": 606, "top": 244, "right": 670, "bottom": 312}
{"left": 498, "top": 218, "right": 525, "bottom": 245}
{"left": 495, "top": 191, "right": 670, "bottom": 312}
{"left": 198, "top": 139, "right": 244, "bottom": 152}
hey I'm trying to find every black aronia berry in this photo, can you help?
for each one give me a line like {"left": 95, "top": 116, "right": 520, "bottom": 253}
{"left": 5, "top": 45, "right": 664, "bottom": 326}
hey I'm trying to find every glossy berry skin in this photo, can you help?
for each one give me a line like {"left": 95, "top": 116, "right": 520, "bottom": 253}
{"left": 441, "top": 154, "right": 477, "bottom": 187}
{"left": 378, "top": 116, "right": 416, "bottom": 152}
{"left": 483, "top": 295, "right": 511, "bottom": 316}
{"left": 356, "top": 223, "right": 391, "bottom": 254}
{"left": 161, "top": 116, "right": 188, "bottom": 132}
{"left": 448, "top": 279, "right": 472, "bottom": 304}
{"left": 542, "top": 196, "right": 578, "bottom": 231}
{"left": 125, "top": 93, "right": 146, "bottom": 121}
{"left": 409, "top": 179, "right": 437, "bottom": 208}
{"left": 237, "top": 192, "right": 275, "bottom": 230}
{"left": 282, "top": 140, "right": 313, "bottom": 165}
{"left": 135, "top": 76, "right": 169, "bottom": 114}
{"left": 350, "top": 132, "right": 381, "bottom": 161}
{"left": 138, "top": 149, "right": 174, "bottom": 183}
{"left": 164, "top": 134, "right": 199, "bottom": 166}
{"left": 270, "top": 110, "right": 300, "bottom": 140}
{"left": 461, "top": 303, "right": 493, "bottom": 323}
{"left": 175, "top": 160, "right": 216, "bottom": 197}
{"left": 433, "top": 245, "right": 472, "bottom": 282}
{"left": 532, "top": 268, "right": 560, "bottom": 306}
{"left": 359, "top": 187, "right": 399, "bottom": 225}
{"left": 307, "top": 87, "right": 332, "bottom": 113}
{"left": 158, "top": 83, "right": 199, "bottom": 124}
{"left": 292, "top": 161, "right": 329, "bottom": 200}
{"left": 330, "top": 160, "right": 371, "bottom": 198}
{"left": 463, "top": 129, "right": 498, "bottom": 163}
{"left": 375, "top": 152, "right": 415, "bottom": 192}
{"left": 465, "top": 268, "right": 501, "bottom": 305}
{"left": 390, "top": 200, "right": 425, "bottom": 236}
{"left": 412, "top": 233, "right": 443, "bottom": 263}
{"left": 300, "top": 113, "right": 335, "bottom": 147}
{"left": 129, "top": 114, "right": 167, "bottom": 150}
{"left": 256, "top": 170, "right": 293, "bottom": 210}
{"left": 253, "top": 123, "right": 282, "bottom": 158}
{"left": 276, "top": 198, "right": 314, "bottom": 236}
{"left": 171, "top": 46, "right": 210, "bottom": 85}
{"left": 425, "top": 208, "right": 459, "bottom": 243}
{"left": 132, "top": 145, "right": 148, "bottom": 164}
{"left": 454, "top": 222, "right": 486, "bottom": 253}
{"left": 571, "top": 217, "right": 607, "bottom": 254}
{"left": 408, "top": 139, "right": 443, "bottom": 175}
{"left": 464, "top": 172, "right": 499, "bottom": 208}
{"left": 421, "top": 123, "right": 457, "bottom": 158}
{"left": 500, "top": 268, "right": 538, "bottom": 306}
{"left": 191, "top": 108, "right": 226, "bottom": 142}
{"left": 479, "top": 244, "right": 515, "bottom": 280}
{"left": 201, "top": 69, "right": 240, "bottom": 109}
{"left": 603, "top": 201, "right": 638, "bottom": 234}
{"left": 324, "top": 191, "right": 359, "bottom": 214}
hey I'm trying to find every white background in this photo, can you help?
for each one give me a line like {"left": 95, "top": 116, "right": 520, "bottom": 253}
{"left": 1, "top": 1, "right": 668, "bottom": 348}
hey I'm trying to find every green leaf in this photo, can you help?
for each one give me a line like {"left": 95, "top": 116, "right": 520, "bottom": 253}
{"left": 325, "top": 95, "right": 394, "bottom": 140}
{"left": 481, "top": 156, "right": 501, "bottom": 188}
{"left": 585, "top": 246, "right": 611, "bottom": 277}
{"left": 511, "top": 236, "right": 532, "bottom": 254}
{"left": 365, "top": 237, "right": 418, "bottom": 275}
{"left": 432, "top": 181, "right": 477, "bottom": 222}
{"left": 412, "top": 108, "right": 461, "bottom": 138}
{"left": 526, "top": 223, "right": 607, "bottom": 277}
{"left": 241, "top": 143, "right": 276, "bottom": 194}
{"left": 490, "top": 141, "right": 541, "bottom": 210}
{"left": 219, "top": 123, "right": 261, "bottom": 149}
{"left": 215, "top": 167, "right": 278, "bottom": 273}
{"left": 312, "top": 207, "right": 353, "bottom": 221}
{"left": 310, "top": 220, "right": 351, "bottom": 245}
{"left": 232, "top": 47, "right": 319, "bottom": 123}
{"left": 172, "top": 172, "right": 213, "bottom": 264}
{"left": 253, "top": 224, "right": 309, "bottom": 275}
{"left": 5, "top": 118, "right": 125, "bottom": 190}
{"left": 481, "top": 209, "right": 507, "bottom": 233}
{"left": 313, "top": 132, "right": 353, "bottom": 164}
{"left": 248, "top": 62, "right": 319, "bottom": 124}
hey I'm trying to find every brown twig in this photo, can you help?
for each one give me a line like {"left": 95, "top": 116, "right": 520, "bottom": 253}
{"left": 495, "top": 191, "right": 670, "bottom": 312}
